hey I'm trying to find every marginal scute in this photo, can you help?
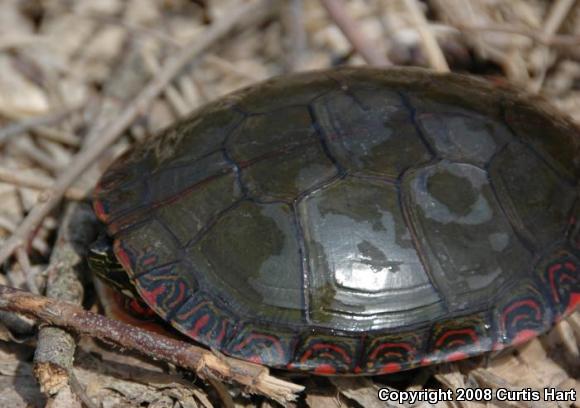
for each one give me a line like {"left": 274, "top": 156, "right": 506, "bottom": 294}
{"left": 312, "top": 87, "right": 431, "bottom": 178}
{"left": 114, "top": 219, "right": 180, "bottom": 276}
{"left": 172, "top": 293, "right": 236, "bottom": 349}
{"left": 188, "top": 200, "right": 304, "bottom": 324}
{"left": 290, "top": 333, "right": 360, "bottom": 374}
{"left": 225, "top": 324, "right": 298, "bottom": 367}
{"left": 362, "top": 330, "right": 425, "bottom": 374}
{"left": 489, "top": 142, "right": 576, "bottom": 249}
{"left": 427, "top": 313, "right": 491, "bottom": 363}
{"left": 493, "top": 280, "right": 550, "bottom": 348}
{"left": 94, "top": 158, "right": 149, "bottom": 221}
{"left": 298, "top": 177, "right": 443, "bottom": 330}
{"left": 535, "top": 248, "right": 580, "bottom": 318}
{"left": 133, "top": 262, "right": 197, "bottom": 320}
{"left": 402, "top": 161, "right": 531, "bottom": 310}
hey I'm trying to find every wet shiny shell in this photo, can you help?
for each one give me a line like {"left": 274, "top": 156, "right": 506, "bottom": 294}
{"left": 94, "top": 67, "right": 580, "bottom": 375}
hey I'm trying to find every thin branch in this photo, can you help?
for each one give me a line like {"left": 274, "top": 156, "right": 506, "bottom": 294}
{"left": 0, "top": 108, "right": 78, "bottom": 147}
{"left": 0, "top": 167, "right": 87, "bottom": 201}
{"left": 0, "top": 0, "right": 281, "bottom": 265}
{"left": 529, "top": 0, "right": 576, "bottom": 92}
{"left": 402, "top": 0, "right": 450, "bottom": 72}
{"left": 0, "top": 285, "right": 304, "bottom": 403}
{"left": 453, "top": 23, "right": 580, "bottom": 47}
{"left": 319, "top": 0, "right": 390, "bottom": 66}
{"left": 283, "top": 0, "right": 307, "bottom": 71}
{"left": 15, "top": 247, "right": 39, "bottom": 294}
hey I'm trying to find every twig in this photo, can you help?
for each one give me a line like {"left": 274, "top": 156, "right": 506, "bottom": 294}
{"left": 402, "top": 0, "right": 450, "bottom": 72}
{"left": 0, "top": 33, "right": 50, "bottom": 51}
{"left": 0, "top": 285, "right": 304, "bottom": 403}
{"left": 11, "top": 138, "right": 63, "bottom": 173}
{"left": 0, "top": 0, "right": 281, "bottom": 265}
{"left": 15, "top": 247, "right": 39, "bottom": 294}
{"left": 0, "top": 108, "right": 78, "bottom": 147}
{"left": 0, "top": 167, "right": 87, "bottom": 201}
{"left": 0, "top": 215, "right": 47, "bottom": 254}
{"left": 283, "top": 0, "right": 307, "bottom": 71}
{"left": 453, "top": 23, "right": 580, "bottom": 47}
{"left": 319, "top": 0, "right": 390, "bottom": 66}
{"left": 177, "top": 75, "right": 200, "bottom": 109}
{"left": 33, "top": 203, "right": 96, "bottom": 399}
{"left": 31, "top": 127, "right": 80, "bottom": 148}
{"left": 529, "top": 0, "right": 576, "bottom": 92}
{"left": 142, "top": 50, "right": 192, "bottom": 118}
{"left": 204, "top": 54, "right": 264, "bottom": 81}
{"left": 0, "top": 274, "right": 35, "bottom": 337}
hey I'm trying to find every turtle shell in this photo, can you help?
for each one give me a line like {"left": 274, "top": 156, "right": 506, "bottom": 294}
{"left": 93, "top": 67, "right": 580, "bottom": 375}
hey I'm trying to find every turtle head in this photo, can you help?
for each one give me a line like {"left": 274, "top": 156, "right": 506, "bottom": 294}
{"left": 88, "top": 234, "right": 140, "bottom": 300}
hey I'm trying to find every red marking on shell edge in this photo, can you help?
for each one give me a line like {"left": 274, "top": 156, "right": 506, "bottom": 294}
{"left": 565, "top": 293, "right": 580, "bottom": 316}
{"left": 127, "top": 298, "right": 156, "bottom": 318}
{"left": 113, "top": 241, "right": 133, "bottom": 272}
{"left": 248, "top": 355, "right": 263, "bottom": 364}
{"left": 143, "top": 256, "right": 156, "bottom": 266}
{"left": 314, "top": 364, "right": 336, "bottom": 375}
{"left": 93, "top": 199, "right": 108, "bottom": 222}
{"left": 189, "top": 314, "right": 210, "bottom": 338}
{"left": 492, "top": 341, "right": 506, "bottom": 352}
{"left": 447, "top": 339, "right": 467, "bottom": 348}
{"left": 446, "top": 351, "right": 469, "bottom": 362}
{"left": 503, "top": 299, "right": 541, "bottom": 320}
{"left": 511, "top": 314, "right": 529, "bottom": 327}
{"left": 435, "top": 328, "right": 478, "bottom": 348}
{"left": 379, "top": 362, "right": 402, "bottom": 374}
{"left": 548, "top": 264, "right": 563, "bottom": 302}
{"left": 501, "top": 299, "right": 542, "bottom": 334}
{"left": 369, "top": 342, "right": 413, "bottom": 360}
{"left": 216, "top": 320, "right": 227, "bottom": 345}
{"left": 300, "top": 343, "right": 352, "bottom": 364}
{"left": 233, "top": 333, "right": 285, "bottom": 359}
{"left": 511, "top": 329, "right": 538, "bottom": 346}
{"left": 168, "top": 281, "right": 187, "bottom": 309}
{"left": 141, "top": 285, "right": 165, "bottom": 305}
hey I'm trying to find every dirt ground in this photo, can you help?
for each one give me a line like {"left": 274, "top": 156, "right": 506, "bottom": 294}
{"left": 0, "top": 0, "right": 579, "bottom": 407}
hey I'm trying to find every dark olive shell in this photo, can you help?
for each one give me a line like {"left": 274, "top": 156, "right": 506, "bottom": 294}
{"left": 94, "top": 67, "right": 580, "bottom": 374}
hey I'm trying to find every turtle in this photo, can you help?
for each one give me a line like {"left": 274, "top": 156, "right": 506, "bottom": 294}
{"left": 90, "top": 67, "right": 580, "bottom": 375}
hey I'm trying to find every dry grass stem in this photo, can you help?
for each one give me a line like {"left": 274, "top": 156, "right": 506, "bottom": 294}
{"left": 403, "top": 0, "right": 450, "bottom": 72}
{"left": 0, "top": 108, "right": 79, "bottom": 147}
{"left": 0, "top": 167, "right": 87, "bottom": 201}
{"left": 455, "top": 23, "right": 580, "bottom": 46}
{"left": 319, "top": 0, "right": 390, "bottom": 66}
{"left": 529, "top": 0, "right": 577, "bottom": 92}
{"left": 15, "top": 247, "right": 38, "bottom": 295}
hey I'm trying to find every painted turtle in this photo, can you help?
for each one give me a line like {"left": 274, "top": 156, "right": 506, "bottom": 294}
{"left": 91, "top": 67, "right": 580, "bottom": 375}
